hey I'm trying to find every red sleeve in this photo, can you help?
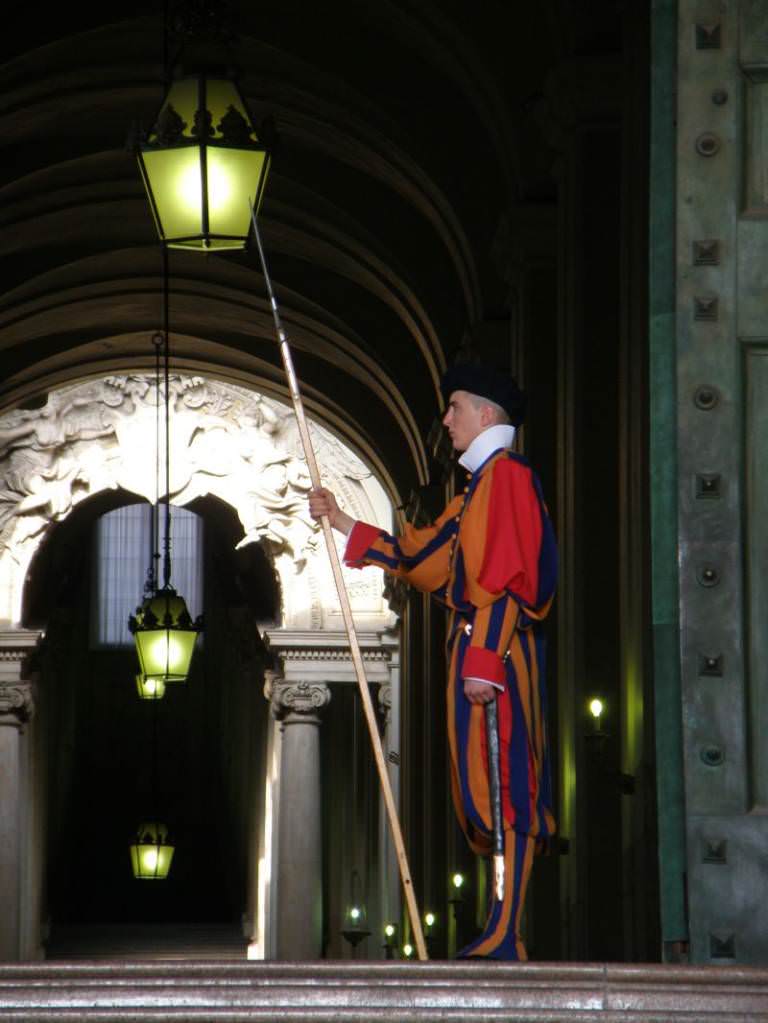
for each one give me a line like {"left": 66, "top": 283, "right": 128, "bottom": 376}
{"left": 462, "top": 646, "right": 507, "bottom": 685}
{"left": 477, "top": 460, "right": 542, "bottom": 606}
{"left": 343, "top": 521, "right": 383, "bottom": 567}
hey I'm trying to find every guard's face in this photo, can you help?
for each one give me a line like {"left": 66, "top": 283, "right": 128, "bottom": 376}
{"left": 442, "top": 390, "right": 487, "bottom": 453}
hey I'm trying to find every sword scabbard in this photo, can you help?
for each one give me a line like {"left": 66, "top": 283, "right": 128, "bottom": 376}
{"left": 484, "top": 698, "right": 505, "bottom": 901}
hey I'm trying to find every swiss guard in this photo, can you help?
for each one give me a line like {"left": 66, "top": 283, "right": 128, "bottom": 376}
{"left": 309, "top": 361, "right": 557, "bottom": 960}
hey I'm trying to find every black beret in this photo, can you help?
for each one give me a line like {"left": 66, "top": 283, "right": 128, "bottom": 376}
{"left": 440, "top": 362, "right": 527, "bottom": 426}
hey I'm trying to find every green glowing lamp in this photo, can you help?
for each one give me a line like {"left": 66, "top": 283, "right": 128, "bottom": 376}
{"left": 129, "top": 821, "right": 175, "bottom": 880}
{"left": 589, "top": 697, "right": 604, "bottom": 720}
{"left": 135, "top": 673, "right": 166, "bottom": 701}
{"left": 129, "top": 588, "right": 202, "bottom": 685}
{"left": 449, "top": 871, "right": 465, "bottom": 905}
{"left": 137, "top": 75, "right": 271, "bottom": 251}
{"left": 382, "top": 921, "right": 398, "bottom": 959}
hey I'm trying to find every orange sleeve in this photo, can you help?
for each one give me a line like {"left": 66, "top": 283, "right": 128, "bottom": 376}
{"left": 343, "top": 496, "right": 464, "bottom": 595}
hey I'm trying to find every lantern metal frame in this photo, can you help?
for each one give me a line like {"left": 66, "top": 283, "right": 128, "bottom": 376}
{"left": 136, "top": 73, "right": 271, "bottom": 251}
{"left": 130, "top": 821, "right": 175, "bottom": 880}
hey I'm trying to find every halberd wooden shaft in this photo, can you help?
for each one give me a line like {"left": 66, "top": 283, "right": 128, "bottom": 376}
{"left": 250, "top": 206, "right": 428, "bottom": 962}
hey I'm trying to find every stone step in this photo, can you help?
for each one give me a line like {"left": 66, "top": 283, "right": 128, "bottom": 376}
{"left": 45, "top": 923, "right": 247, "bottom": 961}
{"left": 1, "top": 961, "right": 767, "bottom": 1022}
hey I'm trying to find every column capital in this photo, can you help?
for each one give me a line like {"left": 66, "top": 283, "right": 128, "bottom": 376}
{"left": 0, "top": 681, "right": 34, "bottom": 727}
{"left": 0, "top": 629, "right": 41, "bottom": 728}
{"left": 265, "top": 671, "right": 331, "bottom": 722}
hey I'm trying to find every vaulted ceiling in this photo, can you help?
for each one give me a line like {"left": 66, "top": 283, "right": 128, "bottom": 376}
{"left": 0, "top": 1, "right": 616, "bottom": 503}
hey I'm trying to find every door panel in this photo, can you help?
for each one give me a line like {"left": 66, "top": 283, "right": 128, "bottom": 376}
{"left": 676, "top": 0, "right": 768, "bottom": 963}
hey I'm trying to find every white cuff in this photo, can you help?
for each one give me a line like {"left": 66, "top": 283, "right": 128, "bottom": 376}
{"left": 464, "top": 676, "right": 504, "bottom": 692}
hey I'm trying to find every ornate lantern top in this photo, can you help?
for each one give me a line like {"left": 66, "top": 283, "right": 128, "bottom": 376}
{"left": 137, "top": 74, "right": 271, "bottom": 251}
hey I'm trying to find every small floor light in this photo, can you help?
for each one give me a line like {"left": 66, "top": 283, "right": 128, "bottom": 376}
{"left": 342, "top": 903, "right": 371, "bottom": 949}
{"left": 449, "top": 872, "right": 465, "bottom": 902}
{"left": 342, "top": 868, "right": 371, "bottom": 949}
{"left": 383, "top": 922, "right": 398, "bottom": 959}
{"left": 130, "top": 821, "right": 175, "bottom": 880}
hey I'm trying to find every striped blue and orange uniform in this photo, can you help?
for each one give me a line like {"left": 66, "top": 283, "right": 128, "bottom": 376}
{"left": 345, "top": 448, "right": 557, "bottom": 960}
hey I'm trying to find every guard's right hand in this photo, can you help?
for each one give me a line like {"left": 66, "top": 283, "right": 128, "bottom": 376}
{"left": 308, "top": 487, "right": 355, "bottom": 535}
{"left": 463, "top": 678, "right": 498, "bottom": 704}
{"left": 308, "top": 487, "right": 338, "bottom": 522}
{"left": 310, "top": 484, "right": 343, "bottom": 523}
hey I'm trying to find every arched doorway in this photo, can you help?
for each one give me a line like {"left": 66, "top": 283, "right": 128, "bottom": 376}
{"left": 0, "top": 373, "right": 398, "bottom": 959}
{"left": 27, "top": 491, "right": 271, "bottom": 956}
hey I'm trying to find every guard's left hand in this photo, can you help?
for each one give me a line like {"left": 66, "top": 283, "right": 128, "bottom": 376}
{"left": 464, "top": 678, "right": 497, "bottom": 704}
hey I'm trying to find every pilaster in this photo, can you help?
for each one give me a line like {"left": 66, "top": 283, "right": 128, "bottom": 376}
{"left": 266, "top": 671, "right": 331, "bottom": 960}
{"left": 0, "top": 629, "right": 41, "bottom": 962}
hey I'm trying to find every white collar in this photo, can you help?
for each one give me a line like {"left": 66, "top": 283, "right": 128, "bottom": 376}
{"left": 458, "top": 424, "right": 516, "bottom": 473}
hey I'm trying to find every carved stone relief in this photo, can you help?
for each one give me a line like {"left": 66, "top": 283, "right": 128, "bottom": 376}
{"left": 0, "top": 376, "right": 396, "bottom": 631}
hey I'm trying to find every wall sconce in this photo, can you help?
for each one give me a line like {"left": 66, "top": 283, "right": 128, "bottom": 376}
{"left": 402, "top": 942, "right": 414, "bottom": 959}
{"left": 586, "top": 695, "right": 609, "bottom": 759}
{"left": 588, "top": 696, "right": 605, "bottom": 732}
{"left": 129, "top": 821, "right": 174, "bottom": 880}
{"left": 585, "top": 695, "right": 635, "bottom": 793}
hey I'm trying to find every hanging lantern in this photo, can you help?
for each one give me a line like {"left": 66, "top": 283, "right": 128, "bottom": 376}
{"left": 130, "top": 821, "right": 175, "bottom": 880}
{"left": 135, "top": 673, "right": 166, "bottom": 700}
{"left": 137, "top": 74, "right": 271, "bottom": 251}
{"left": 129, "top": 588, "right": 202, "bottom": 684}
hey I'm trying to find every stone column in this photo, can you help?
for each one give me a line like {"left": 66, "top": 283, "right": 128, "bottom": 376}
{"left": 0, "top": 678, "right": 34, "bottom": 961}
{"left": 268, "top": 675, "right": 331, "bottom": 959}
{"left": 376, "top": 627, "right": 402, "bottom": 948}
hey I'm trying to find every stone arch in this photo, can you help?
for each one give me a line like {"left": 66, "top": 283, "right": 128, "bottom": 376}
{"left": 0, "top": 371, "right": 401, "bottom": 959}
{"left": 0, "top": 372, "right": 396, "bottom": 634}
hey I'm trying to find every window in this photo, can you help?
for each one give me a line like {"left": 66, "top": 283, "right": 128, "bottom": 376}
{"left": 91, "top": 504, "right": 203, "bottom": 647}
